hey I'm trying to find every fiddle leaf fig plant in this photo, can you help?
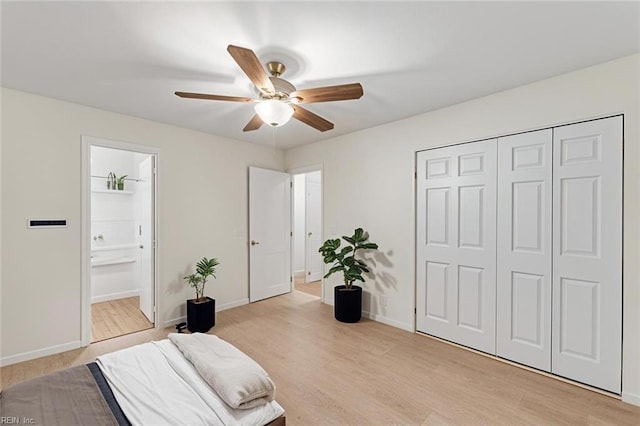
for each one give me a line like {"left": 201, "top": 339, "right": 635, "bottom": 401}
{"left": 184, "top": 257, "right": 220, "bottom": 301}
{"left": 319, "top": 228, "right": 378, "bottom": 289}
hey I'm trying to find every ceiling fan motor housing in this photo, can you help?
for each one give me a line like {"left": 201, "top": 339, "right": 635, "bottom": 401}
{"left": 265, "top": 76, "right": 296, "bottom": 100}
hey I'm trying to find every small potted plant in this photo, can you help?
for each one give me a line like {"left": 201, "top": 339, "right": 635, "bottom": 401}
{"left": 319, "top": 228, "right": 378, "bottom": 323}
{"left": 184, "top": 257, "right": 220, "bottom": 332}
{"left": 116, "top": 175, "right": 128, "bottom": 190}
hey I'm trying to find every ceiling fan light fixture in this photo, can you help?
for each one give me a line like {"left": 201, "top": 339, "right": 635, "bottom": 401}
{"left": 178, "top": 45, "right": 362, "bottom": 133}
{"left": 255, "top": 99, "right": 294, "bottom": 127}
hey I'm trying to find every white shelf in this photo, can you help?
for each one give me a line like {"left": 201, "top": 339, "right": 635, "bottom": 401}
{"left": 92, "top": 243, "right": 138, "bottom": 252}
{"left": 92, "top": 189, "right": 134, "bottom": 194}
{"left": 91, "top": 256, "right": 136, "bottom": 267}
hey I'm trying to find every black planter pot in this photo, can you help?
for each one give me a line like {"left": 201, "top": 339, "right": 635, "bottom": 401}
{"left": 334, "top": 285, "right": 362, "bottom": 323}
{"left": 187, "top": 297, "right": 215, "bottom": 333}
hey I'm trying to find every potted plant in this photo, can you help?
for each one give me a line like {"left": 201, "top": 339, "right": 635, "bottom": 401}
{"left": 183, "top": 257, "right": 220, "bottom": 332}
{"left": 319, "top": 228, "right": 378, "bottom": 323}
{"left": 116, "top": 175, "right": 128, "bottom": 190}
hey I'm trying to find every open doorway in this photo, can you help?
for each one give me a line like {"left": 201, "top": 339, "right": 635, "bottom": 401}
{"left": 81, "top": 137, "right": 158, "bottom": 345}
{"left": 291, "top": 168, "right": 323, "bottom": 300}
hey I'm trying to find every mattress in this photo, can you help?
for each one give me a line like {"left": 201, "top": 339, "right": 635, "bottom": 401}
{"left": 1, "top": 338, "right": 285, "bottom": 426}
{"left": 97, "top": 339, "right": 284, "bottom": 425}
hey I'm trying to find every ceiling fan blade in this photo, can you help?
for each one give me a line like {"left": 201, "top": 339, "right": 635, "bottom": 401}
{"left": 243, "top": 114, "right": 264, "bottom": 132}
{"left": 292, "top": 105, "right": 334, "bottom": 132}
{"left": 291, "top": 83, "right": 363, "bottom": 104}
{"left": 175, "top": 91, "right": 254, "bottom": 102}
{"left": 227, "top": 45, "right": 275, "bottom": 94}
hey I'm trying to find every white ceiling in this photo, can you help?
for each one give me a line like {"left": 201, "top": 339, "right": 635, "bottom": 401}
{"left": 1, "top": 1, "right": 638, "bottom": 149}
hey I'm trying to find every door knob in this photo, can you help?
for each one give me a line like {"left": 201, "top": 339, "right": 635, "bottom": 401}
{"left": 139, "top": 244, "right": 144, "bottom": 249}
{"left": 251, "top": 240, "right": 260, "bottom": 246}
{"left": 308, "top": 232, "right": 312, "bottom": 237}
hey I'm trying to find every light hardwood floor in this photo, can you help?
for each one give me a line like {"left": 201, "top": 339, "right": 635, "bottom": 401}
{"left": 294, "top": 275, "right": 321, "bottom": 297}
{"left": 91, "top": 296, "right": 153, "bottom": 342}
{"left": 2, "top": 291, "right": 639, "bottom": 425}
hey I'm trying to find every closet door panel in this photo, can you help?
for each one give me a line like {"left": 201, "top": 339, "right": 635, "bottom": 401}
{"left": 496, "top": 129, "right": 552, "bottom": 371}
{"left": 424, "top": 261, "right": 450, "bottom": 321}
{"left": 416, "top": 140, "right": 496, "bottom": 354}
{"left": 552, "top": 116, "right": 622, "bottom": 394}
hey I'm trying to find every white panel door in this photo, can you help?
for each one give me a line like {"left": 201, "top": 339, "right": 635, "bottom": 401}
{"left": 305, "top": 172, "right": 323, "bottom": 283}
{"left": 552, "top": 116, "right": 622, "bottom": 393}
{"left": 249, "top": 167, "right": 292, "bottom": 303}
{"left": 416, "top": 140, "right": 497, "bottom": 354}
{"left": 138, "top": 156, "right": 155, "bottom": 323}
{"left": 497, "top": 130, "right": 552, "bottom": 371}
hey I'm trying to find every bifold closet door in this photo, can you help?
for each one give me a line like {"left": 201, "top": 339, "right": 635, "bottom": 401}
{"left": 496, "top": 130, "right": 552, "bottom": 371}
{"left": 552, "top": 116, "right": 622, "bottom": 393}
{"left": 416, "top": 140, "right": 497, "bottom": 354}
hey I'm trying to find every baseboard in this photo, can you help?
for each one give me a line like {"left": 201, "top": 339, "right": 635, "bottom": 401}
{"left": 362, "top": 310, "right": 414, "bottom": 332}
{"left": 0, "top": 340, "right": 81, "bottom": 367}
{"left": 622, "top": 391, "right": 640, "bottom": 407}
{"left": 161, "top": 298, "right": 250, "bottom": 329}
{"left": 91, "top": 289, "right": 140, "bottom": 304}
{"left": 294, "top": 270, "right": 305, "bottom": 278}
{"left": 216, "top": 298, "right": 249, "bottom": 312}
{"left": 163, "top": 316, "right": 187, "bottom": 329}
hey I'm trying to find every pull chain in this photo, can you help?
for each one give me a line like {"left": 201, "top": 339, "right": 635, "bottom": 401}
{"left": 272, "top": 126, "right": 277, "bottom": 153}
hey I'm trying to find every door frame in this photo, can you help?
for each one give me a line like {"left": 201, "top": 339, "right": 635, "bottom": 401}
{"left": 288, "top": 164, "right": 324, "bottom": 302}
{"left": 80, "top": 135, "right": 160, "bottom": 346}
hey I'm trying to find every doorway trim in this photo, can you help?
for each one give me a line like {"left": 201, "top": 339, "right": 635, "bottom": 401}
{"left": 80, "top": 135, "right": 160, "bottom": 346}
{"left": 288, "top": 164, "right": 324, "bottom": 303}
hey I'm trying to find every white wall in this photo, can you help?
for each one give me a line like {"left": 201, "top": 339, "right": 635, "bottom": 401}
{"left": 0, "top": 88, "right": 284, "bottom": 364}
{"left": 292, "top": 174, "right": 305, "bottom": 274}
{"left": 285, "top": 54, "right": 640, "bottom": 403}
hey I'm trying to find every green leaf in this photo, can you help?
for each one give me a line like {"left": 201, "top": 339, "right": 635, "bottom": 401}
{"left": 353, "top": 228, "right": 365, "bottom": 241}
{"left": 324, "top": 265, "right": 344, "bottom": 279}
{"left": 323, "top": 253, "right": 336, "bottom": 263}
{"left": 345, "top": 267, "right": 361, "bottom": 277}
{"left": 342, "top": 236, "right": 355, "bottom": 245}
{"left": 357, "top": 242, "right": 379, "bottom": 250}
{"left": 328, "top": 239, "right": 341, "bottom": 249}
{"left": 340, "top": 246, "right": 353, "bottom": 255}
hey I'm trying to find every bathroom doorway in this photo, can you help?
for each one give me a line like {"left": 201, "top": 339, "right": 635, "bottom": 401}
{"left": 291, "top": 167, "right": 323, "bottom": 300}
{"left": 81, "top": 137, "right": 158, "bottom": 345}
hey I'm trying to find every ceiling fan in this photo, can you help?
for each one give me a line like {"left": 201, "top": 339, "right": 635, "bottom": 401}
{"left": 175, "top": 45, "right": 364, "bottom": 132}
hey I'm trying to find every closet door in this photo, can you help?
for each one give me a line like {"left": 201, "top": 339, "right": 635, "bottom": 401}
{"left": 496, "top": 130, "right": 552, "bottom": 371}
{"left": 416, "top": 140, "right": 497, "bottom": 354}
{"left": 552, "top": 116, "right": 622, "bottom": 393}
